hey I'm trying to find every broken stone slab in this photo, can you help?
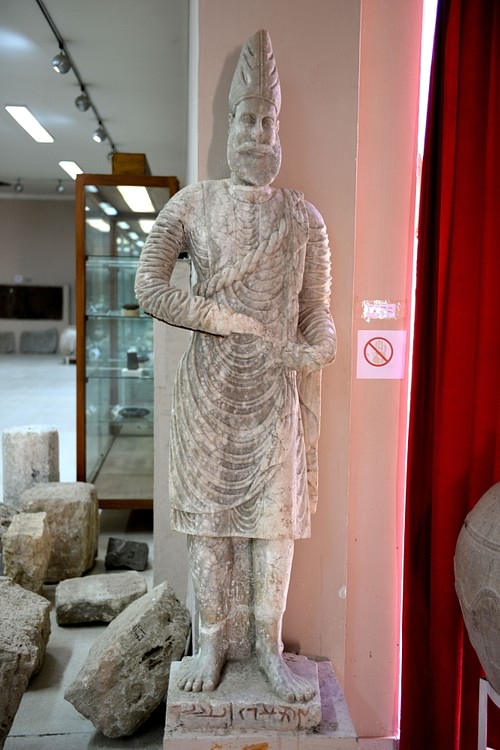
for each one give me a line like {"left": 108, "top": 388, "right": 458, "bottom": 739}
{"left": 64, "top": 580, "right": 191, "bottom": 738}
{"left": 55, "top": 570, "right": 148, "bottom": 625}
{"left": 2, "top": 511, "right": 51, "bottom": 593}
{"left": 105, "top": 537, "right": 149, "bottom": 571}
{"left": 0, "top": 576, "right": 51, "bottom": 748}
{"left": 166, "top": 653, "right": 321, "bottom": 734}
{"left": 20, "top": 482, "right": 99, "bottom": 582}
{"left": 2, "top": 425, "right": 59, "bottom": 506}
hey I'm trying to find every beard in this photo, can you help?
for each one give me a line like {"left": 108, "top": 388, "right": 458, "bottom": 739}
{"left": 227, "top": 136, "right": 282, "bottom": 187}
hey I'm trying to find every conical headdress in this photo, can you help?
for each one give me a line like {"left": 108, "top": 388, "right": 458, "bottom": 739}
{"left": 229, "top": 29, "right": 281, "bottom": 115}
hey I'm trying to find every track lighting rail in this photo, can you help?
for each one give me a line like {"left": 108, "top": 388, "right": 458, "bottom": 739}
{"left": 34, "top": 0, "right": 117, "bottom": 151}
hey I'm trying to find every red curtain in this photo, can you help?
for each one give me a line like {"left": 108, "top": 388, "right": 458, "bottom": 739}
{"left": 400, "top": 1, "right": 500, "bottom": 749}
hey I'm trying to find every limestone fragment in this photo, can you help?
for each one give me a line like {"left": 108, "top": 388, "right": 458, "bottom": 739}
{"left": 0, "top": 577, "right": 51, "bottom": 747}
{"left": 0, "top": 502, "right": 19, "bottom": 544}
{"left": 0, "top": 503, "right": 19, "bottom": 577}
{"left": 64, "top": 580, "right": 190, "bottom": 738}
{"left": 20, "top": 482, "right": 99, "bottom": 582}
{"left": 2, "top": 511, "right": 51, "bottom": 593}
{"left": 55, "top": 570, "right": 148, "bottom": 625}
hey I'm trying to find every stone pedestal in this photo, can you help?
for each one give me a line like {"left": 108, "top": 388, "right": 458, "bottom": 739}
{"left": 2, "top": 425, "right": 59, "bottom": 506}
{"left": 164, "top": 654, "right": 358, "bottom": 749}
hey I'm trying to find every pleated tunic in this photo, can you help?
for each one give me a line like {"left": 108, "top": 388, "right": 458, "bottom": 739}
{"left": 134, "top": 179, "right": 334, "bottom": 540}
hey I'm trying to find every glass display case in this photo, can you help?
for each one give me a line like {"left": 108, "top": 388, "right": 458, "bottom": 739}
{"left": 75, "top": 174, "right": 179, "bottom": 507}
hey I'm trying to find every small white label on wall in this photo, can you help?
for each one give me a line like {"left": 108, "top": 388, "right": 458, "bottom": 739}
{"left": 357, "top": 330, "right": 407, "bottom": 379}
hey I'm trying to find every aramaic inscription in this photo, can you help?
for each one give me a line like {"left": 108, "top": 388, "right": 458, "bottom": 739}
{"left": 171, "top": 700, "right": 315, "bottom": 731}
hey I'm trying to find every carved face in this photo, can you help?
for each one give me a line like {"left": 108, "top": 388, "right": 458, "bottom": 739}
{"left": 227, "top": 97, "right": 281, "bottom": 187}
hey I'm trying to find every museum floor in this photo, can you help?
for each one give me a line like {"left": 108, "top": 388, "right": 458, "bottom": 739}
{"left": 1, "top": 355, "right": 163, "bottom": 748}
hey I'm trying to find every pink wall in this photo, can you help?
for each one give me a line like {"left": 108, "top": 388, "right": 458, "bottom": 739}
{"left": 345, "top": 1, "right": 423, "bottom": 736}
{"left": 163, "top": 0, "right": 424, "bottom": 738}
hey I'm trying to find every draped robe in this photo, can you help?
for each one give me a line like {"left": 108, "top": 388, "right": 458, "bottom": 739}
{"left": 135, "top": 179, "right": 335, "bottom": 540}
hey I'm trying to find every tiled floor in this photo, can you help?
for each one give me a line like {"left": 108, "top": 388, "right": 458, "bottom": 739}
{"left": 1, "top": 354, "right": 164, "bottom": 749}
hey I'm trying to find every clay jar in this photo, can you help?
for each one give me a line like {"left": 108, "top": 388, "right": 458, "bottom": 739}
{"left": 455, "top": 482, "right": 500, "bottom": 693}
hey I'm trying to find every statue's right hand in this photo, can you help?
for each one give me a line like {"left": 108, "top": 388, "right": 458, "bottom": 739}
{"left": 228, "top": 312, "right": 267, "bottom": 337}
{"left": 210, "top": 305, "right": 267, "bottom": 338}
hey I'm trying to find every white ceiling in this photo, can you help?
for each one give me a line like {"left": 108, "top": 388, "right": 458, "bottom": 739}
{"left": 0, "top": 0, "right": 189, "bottom": 198}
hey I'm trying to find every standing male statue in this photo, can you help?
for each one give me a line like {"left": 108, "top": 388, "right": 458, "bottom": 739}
{"left": 135, "top": 29, "right": 336, "bottom": 704}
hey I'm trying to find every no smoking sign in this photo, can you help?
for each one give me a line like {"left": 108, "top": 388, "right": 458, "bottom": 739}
{"left": 357, "top": 330, "right": 407, "bottom": 379}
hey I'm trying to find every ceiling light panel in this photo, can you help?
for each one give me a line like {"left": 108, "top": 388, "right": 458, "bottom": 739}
{"left": 139, "top": 219, "right": 155, "bottom": 234}
{"left": 5, "top": 105, "right": 54, "bottom": 143}
{"left": 117, "top": 186, "right": 155, "bottom": 213}
{"left": 99, "top": 202, "right": 118, "bottom": 216}
{"left": 59, "top": 161, "right": 83, "bottom": 180}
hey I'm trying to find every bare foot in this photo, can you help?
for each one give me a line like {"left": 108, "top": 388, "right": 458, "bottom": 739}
{"left": 177, "top": 640, "right": 227, "bottom": 693}
{"left": 257, "top": 649, "right": 316, "bottom": 703}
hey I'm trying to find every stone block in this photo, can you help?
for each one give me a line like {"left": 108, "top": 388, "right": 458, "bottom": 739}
{"left": 0, "top": 577, "right": 51, "bottom": 748}
{"left": 2, "top": 426, "right": 59, "bottom": 506}
{"left": 167, "top": 654, "right": 321, "bottom": 734}
{"left": 55, "top": 571, "right": 148, "bottom": 625}
{"left": 20, "top": 482, "right": 99, "bottom": 582}
{"left": 64, "top": 580, "right": 191, "bottom": 738}
{"left": 164, "top": 658, "right": 358, "bottom": 750}
{"left": 3, "top": 511, "right": 51, "bottom": 593}
{"left": 105, "top": 537, "right": 149, "bottom": 571}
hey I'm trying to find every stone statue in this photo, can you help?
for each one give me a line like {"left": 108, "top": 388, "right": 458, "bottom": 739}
{"left": 135, "top": 29, "right": 336, "bottom": 704}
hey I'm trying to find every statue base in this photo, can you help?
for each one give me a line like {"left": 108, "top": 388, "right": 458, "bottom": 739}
{"left": 164, "top": 653, "right": 357, "bottom": 749}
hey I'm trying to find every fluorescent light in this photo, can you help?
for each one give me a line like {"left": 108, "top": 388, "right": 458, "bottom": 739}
{"left": 87, "top": 218, "right": 110, "bottom": 233}
{"left": 99, "top": 202, "right": 118, "bottom": 216}
{"left": 5, "top": 105, "right": 54, "bottom": 143}
{"left": 59, "top": 161, "right": 83, "bottom": 180}
{"left": 118, "top": 185, "right": 155, "bottom": 213}
{"left": 139, "top": 219, "right": 155, "bottom": 234}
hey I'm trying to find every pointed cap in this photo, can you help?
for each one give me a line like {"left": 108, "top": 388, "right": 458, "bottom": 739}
{"left": 229, "top": 29, "right": 281, "bottom": 114}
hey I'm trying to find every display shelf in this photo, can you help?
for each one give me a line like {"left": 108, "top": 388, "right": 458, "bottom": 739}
{"left": 76, "top": 172, "right": 179, "bottom": 508}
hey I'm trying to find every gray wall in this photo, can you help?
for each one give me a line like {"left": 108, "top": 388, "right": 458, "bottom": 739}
{"left": 0, "top": 197, "right": 75, "bottom": 345}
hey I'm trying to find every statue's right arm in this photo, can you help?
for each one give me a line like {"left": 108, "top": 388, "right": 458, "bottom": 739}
{"left": 134, "top": 186, "right": 263, "bottom": 338}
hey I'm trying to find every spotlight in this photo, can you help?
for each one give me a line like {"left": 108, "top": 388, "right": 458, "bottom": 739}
{"left": 56, "top": 180, "right": 65, "bottom": 194}
{"left": 75, "top": 89, "right": 90, "bottom": 112}
{"left": 92, "top": 125, "right": 107, "bottom": 143}
{"left": 52, "top": 47, "right": 71, "bottom": 74}
{"left": 14, "top": 178, "right": 24, "bottom": 193}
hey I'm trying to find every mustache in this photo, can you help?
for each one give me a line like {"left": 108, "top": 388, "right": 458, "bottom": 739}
{"left": 235, "top": 143, "right": 276, "bottom": 155}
